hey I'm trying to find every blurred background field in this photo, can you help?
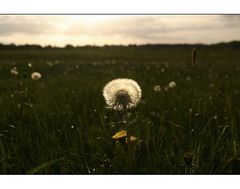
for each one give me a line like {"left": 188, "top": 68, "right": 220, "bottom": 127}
{"left": 0, "top": 42, "right": 240, "bottom": 174}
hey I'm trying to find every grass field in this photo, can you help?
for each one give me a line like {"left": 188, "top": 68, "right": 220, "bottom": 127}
{"left": 0, "top": 44, "right": 240, "bottom": 174}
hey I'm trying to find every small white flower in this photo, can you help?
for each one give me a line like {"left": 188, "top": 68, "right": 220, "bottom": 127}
{"left": 103, "top": 78, "right": 142, "bottom": 111}
{"left": 31, "top": 72, "right": 42, "bottom": 80}
{"left": 169, "top": 81, "right": 176, "bottom": 88}
{"left": 154, "top": 85, "right": 161, "bottom": 92}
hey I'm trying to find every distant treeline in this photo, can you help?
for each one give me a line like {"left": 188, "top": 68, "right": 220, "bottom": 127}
{"left": 0, "top": 41, "right": 240, "bottom": 50}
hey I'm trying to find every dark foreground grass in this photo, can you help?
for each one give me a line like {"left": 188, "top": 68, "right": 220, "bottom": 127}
{"left": 0, "top": 45, "right": 240, "bottom": 174}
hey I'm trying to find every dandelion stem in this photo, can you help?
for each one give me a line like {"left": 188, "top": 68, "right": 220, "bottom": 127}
{"left": 124, "top": 111, "right": 134, "bottom": 173}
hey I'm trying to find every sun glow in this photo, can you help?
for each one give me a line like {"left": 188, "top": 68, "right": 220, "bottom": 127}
{"left": 0, "top": 15, "right": 239, "bottom": 46}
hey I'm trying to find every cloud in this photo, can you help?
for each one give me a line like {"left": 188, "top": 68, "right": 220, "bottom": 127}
{"left": 219, "top": 15, "right": 240, "bottom": 28}
{"left": 0, "top": 16, "right": 62, "bottom": 36}
{"left": 0, "top": 15, "right": 240, "bottom": 45}
{"left": 65, "top": 15, "right": 240, "bottom": 41}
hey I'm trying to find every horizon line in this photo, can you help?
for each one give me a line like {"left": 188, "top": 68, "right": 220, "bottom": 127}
{"left": 1, "top": 40, "right": 240, "bottom": 48}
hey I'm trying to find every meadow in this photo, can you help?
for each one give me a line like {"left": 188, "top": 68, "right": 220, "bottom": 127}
{"left": 0, "top": 43, "right": 240, "bottom": 174}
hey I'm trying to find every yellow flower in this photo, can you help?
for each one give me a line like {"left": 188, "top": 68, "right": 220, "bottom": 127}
{"left": 112, "top": 131, "right": 137, "bottom": 145}
{"left": 112, "top": 130, "right": 127, "bottom": 140}
{"left": 125, "top": 136, "right": 137, "bottom": 143}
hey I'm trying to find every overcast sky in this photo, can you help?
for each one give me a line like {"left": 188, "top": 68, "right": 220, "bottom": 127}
{"left": 0, "top": 15, "right": 240, "bottom": 46}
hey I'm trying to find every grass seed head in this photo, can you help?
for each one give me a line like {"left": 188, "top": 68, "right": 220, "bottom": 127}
{"left": 192, "top": 47, "right": 197, "bottom": 65}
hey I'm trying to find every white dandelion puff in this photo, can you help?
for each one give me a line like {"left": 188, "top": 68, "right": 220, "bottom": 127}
{"left": 154, "top": 85, "right": 161, "bottom": 92}
{"left": 103, "top": 78, "right": 142, "bottom": 111}
{"left": 28, "top": 63, "right": 32, "bottom": 68}
{"left": 169, "top": 81, "right": 176, "bottom": 88}
{"left": 31, "top": 72, "right": 42, "bottom": 80}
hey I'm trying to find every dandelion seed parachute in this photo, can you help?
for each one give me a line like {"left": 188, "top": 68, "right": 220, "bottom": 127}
{"left": 31, "top": 72, "right": 42, "bottom": 80}
{"left": 169, "top": 81, "right": 176, "bottom": 88}
{"left": 103, "top": 78, "right": 141, "bottom": 111}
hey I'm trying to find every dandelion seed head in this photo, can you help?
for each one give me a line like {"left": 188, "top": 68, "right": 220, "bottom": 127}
{"left": 103, "top": 78, "right": 141, "bottom": 111}
{"left": 154, "top": 85, "right": 161, "bottom": 92}
{"left": 31, "top": 72, "right": 42, "bottom": 80}
{"left": 28, "top": 63, "right": 32, "bottom": 68}
{"left": 169, "top": 81, "right": 176, "bottom": 88}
